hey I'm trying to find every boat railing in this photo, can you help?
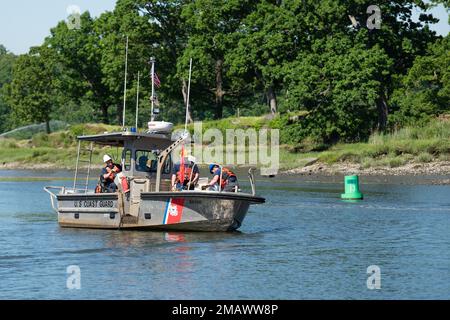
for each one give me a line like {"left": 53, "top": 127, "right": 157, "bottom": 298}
{"left": 248, "top": 168, "right": 256, "bottom": 196}
{"left": 218, "top": 165, "right": 224, "bottom": 192}
{"left": 44, "top": 185, "right": 98, "bottom": 212}
{"left": 43, "top": 186, "right": 65, "bottom": 212}
{"left": 73, "top": 141, "right": 94, "bottom": 194}
{"left": 216, "top": 166, "right": 256, "bottom": 195}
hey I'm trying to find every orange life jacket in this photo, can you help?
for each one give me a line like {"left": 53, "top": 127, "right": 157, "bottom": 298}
{"left": 106, "top": 165, "right": 121, "bottom": 181}
{"left": 220, "top": 167, "right": 236, "bottom": 189}
{"left": 176, "top": 165, "right": 194, "bottom": 184}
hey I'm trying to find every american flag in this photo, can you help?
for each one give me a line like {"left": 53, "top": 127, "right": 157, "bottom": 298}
{"left": 153, "top": 73, "right": 161, "bottom": 88}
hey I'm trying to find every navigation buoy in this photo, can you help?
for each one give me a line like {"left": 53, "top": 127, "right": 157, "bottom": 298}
{"left": 341, "top": 175, "right": 363, "bottom": 200}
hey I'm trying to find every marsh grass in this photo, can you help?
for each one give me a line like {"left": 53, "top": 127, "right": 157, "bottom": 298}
{"left": 1, "top": 119, "right": 448, "bottom": 170}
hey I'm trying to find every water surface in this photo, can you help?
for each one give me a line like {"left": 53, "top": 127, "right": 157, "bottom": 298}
{"left": 0, "top": 170, "right": 449, "bottom": 299}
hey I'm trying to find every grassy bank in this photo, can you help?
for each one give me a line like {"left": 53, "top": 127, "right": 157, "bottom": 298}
{"left": 0, "top": 117, "right": 449, "bottom": 171}
{"left": 315, "top": 119, "right": 450, "bottom": 169}
{"left": 0, "top": 123, "right": 122, "bottom": 168}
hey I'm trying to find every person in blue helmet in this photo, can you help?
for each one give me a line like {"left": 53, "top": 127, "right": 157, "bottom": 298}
{"left": 208, "top": 163, "right": 238, "bottom": 192}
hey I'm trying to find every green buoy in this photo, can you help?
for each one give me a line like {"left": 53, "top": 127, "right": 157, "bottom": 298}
{"left": 341, "top": 175, "right": 363, "bottom": 200}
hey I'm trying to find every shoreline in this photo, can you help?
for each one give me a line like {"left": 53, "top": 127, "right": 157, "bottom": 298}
{"left": 284, "top": 160, "right": 450, "bottom": 176}
{"left": 1, "top": 161, "right": 449, "bottom": 185}
{"left": 2, "top": 159, "right": 450, "bottom": 176}
{"left": 0, "top": 162, "right": 102, "bottom": 170}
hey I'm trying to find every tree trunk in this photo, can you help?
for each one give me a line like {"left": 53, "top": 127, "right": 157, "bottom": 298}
{"left": 101, "top": 105, "right": 109, "bottom": 125}
{"left": 117, "top": 102, "right": 123, "bottom": 126}
{"left": 376, "top": 94, "right": 388, "bottom": 131}
{"left": 215, "top": 58, "right": 224, "bottom": 119}
{"left": 182, "top": 79, "right": 193, "bottom": 123}
{"left": 117, "top": 102, "right": 126, "bottom": 126}
{"left": 45, "top": 119, "right": 51, "bottom": 134}
{"left": 266, "top": 86, "right": 277, "bottom": 115}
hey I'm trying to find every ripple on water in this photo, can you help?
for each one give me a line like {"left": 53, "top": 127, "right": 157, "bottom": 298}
{"left": 0, "top": 175, "right": 449, "bottom": 299}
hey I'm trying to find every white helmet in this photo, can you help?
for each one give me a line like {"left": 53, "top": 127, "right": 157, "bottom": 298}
{"left": 103, "top": 154, "right": 112, "bottom": 163}
{"left": 187, "top": 155, "right": 196, "bottom": 163}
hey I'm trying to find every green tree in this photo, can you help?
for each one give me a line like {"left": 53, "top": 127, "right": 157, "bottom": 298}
{"left": 390, "top": 35, "right": 450, "bottom": 126}
{"left": 227, "top": 0, "right": 303, "bottom": 115}
{"left": 44, "top": 12, "right": 112, "bottom": 124}
{"left": 179, "top": 0, "right": 258, "bottom": 119}
{"left": 284, "top": 35, "right": 393, "bottom": 143}
{"left": 95, "top": 0, "right": 159, "bottom": 126}
{"left": 276, "top": 0, "right": 441, "bottom": 143}
{"left": 133, "top": 0, "right": 192, "bottom": 124}
{"left": 0, "top": 45, "right": 17, "bottom": 133}
{"left": 5, "top": 47, "right": 58, "bottom": 133}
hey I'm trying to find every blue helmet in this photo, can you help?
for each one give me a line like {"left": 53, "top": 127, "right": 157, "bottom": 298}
{"left": 209, "top": 163, "right": 218, "bottom": 173}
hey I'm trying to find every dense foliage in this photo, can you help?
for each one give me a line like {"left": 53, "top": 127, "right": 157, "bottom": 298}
{"left": 0, "top": 0, "right": 448, "bottom": 146}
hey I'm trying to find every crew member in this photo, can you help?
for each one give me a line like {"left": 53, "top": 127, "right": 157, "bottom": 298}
{"left": 100, "top": 154, "right": 122, "bottom": 193}
{"left": 171, "top": 155, "right": 199, "bottom": 191}
{"left": 208, "top": 164, "right": 238, "bottom": 192}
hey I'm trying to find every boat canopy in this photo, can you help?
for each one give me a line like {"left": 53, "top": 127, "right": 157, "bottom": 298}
{"left": 77, "top": 132, "right": 172, "bottom": 147}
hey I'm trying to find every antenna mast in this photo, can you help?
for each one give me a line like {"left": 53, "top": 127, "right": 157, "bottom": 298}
{"left": 150, "top": 57, "right": 156, "bottom": 122}
{"left": 184, "top": 58, "right": 193, "bottom": 133}
{"left": 122, "top": 35, "right": 129, "bottom": 129}
{"left": 135, "top": 71, "right": 140, "bottom": 129}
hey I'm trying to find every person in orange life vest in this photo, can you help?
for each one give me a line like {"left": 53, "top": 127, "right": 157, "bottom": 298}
{"left": 208, "top": 164, "right": 238, "bottom": 192}
{"left": 171, "top": 155, "right": 199, "bottom": 191}
{"left": 100, "top": 154, "right": 122, "bottom": 193}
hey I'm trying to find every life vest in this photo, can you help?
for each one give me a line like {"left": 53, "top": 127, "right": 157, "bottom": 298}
{"left": 106, "top": 164, "right": 121, "bottom": 181}
{"left": 219, "top": 167, "right": 236, "bottom": 189}
{"left": 95, "top": 184, "right": 103, "bottom": 193}
{"left": 121, "top": 175, "right": 129, "bottom": 193}
{"left": 176, "top": 165, "right": 194, "bottom": 184}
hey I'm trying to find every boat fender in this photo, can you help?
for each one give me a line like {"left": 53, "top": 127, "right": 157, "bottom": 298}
{"left": 95, "top": 184, "right": 102, "bottom": 194}
{"left": 121, "top": 176, "right": 129, "bottom": 193}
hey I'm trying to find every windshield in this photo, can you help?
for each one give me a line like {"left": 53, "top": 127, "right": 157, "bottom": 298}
{"left": 135, "top": 150, "right": 158, "bottom": 172}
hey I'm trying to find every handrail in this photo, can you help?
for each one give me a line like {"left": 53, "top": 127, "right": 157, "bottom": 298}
{"left": 218, "top": 165, "right": 223, "bottom": 193}
{"left": 248, "top": 168, "right": 256, "bottom": 196}
{"left": 73, "top": 140, "right": 81, "bottom": 190}
{"left": 43, "top": 186, "right": 64, "bottom": 212}
{"left": 156, "top": 132, "right": 189, "bottom": 192}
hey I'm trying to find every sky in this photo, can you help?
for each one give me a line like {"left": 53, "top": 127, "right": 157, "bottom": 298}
{"left": 0, "top": 0, "right": 117, "bottom": 54}
{"left": 0, "top": 0, "right": 449, "bottom": 55}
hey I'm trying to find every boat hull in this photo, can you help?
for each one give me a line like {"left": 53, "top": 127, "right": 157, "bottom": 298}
{"left": 56, "top": 192, "right": 264, "bottom": 232}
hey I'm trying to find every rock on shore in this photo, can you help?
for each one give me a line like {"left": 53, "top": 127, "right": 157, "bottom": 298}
{"left": 285, "top": 160, "right": 450, "bottom": 176}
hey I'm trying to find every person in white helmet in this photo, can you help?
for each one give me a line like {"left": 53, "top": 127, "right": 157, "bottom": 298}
{"left": 99, "top": 154, "right": 122, "bottom": 193}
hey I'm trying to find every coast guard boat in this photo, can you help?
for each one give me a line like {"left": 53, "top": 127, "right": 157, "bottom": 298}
{"left": 44, "top": 127, "right": 265, "bottom": 231}
{"left": 44, "top": 56, "right": 265, "bottom": 231}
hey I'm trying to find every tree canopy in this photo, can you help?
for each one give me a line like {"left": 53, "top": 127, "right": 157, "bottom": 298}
{"left": 1, "top": 0, "right": 448, "bottom": 145}
{"left": 0, "top": 46, "right": 17, "bottom": 133}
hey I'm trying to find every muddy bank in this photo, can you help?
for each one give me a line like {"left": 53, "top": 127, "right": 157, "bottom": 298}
{"left": 282, "top": 160, "right": 450, "bottom": 185}
{"left": 0, "top": 162, "right": 101, "bottom": 170}
{"left": 0, "top": 162, "right": 68, "bottom": 170}
{"left": 285, "top": 160, "right": 450, "bottom": 176}
{"left": 2, "top": 160, "right": 450, "bottom": 185}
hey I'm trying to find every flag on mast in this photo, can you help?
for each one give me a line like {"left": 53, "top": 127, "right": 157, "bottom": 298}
{"left": 153, "top": 73, "right": 161, "bottom": 88}
{"left": 179, "top": 145, "right": 186, "bottom": 185}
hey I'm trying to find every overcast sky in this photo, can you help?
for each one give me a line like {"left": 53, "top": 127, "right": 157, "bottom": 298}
{"left": 0, "top": 0, "right": 448, "bottom": 55}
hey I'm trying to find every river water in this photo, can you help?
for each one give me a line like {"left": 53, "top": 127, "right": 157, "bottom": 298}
{"left": 0, "top": 170, "right": 449, "bottom": 299}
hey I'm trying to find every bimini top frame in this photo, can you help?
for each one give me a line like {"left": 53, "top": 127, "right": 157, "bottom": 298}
{"left": 77, "top": 131, "right": 172, "bottom": 147}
